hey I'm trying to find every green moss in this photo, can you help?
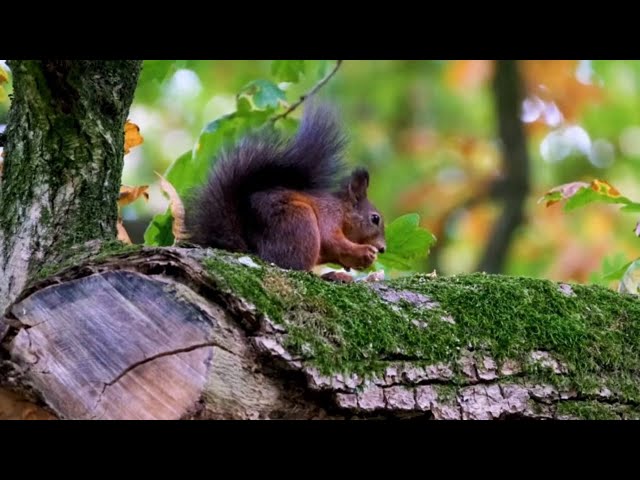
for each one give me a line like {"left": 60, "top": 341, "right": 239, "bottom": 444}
{"left": 34, "top": 240, "right": 142, "bottom": 282}
{"left": 202, "top": 251, "right": 640, "bottom": 402}
{"left": 434, "top": 385, "right": 458, "bottom": 403}
{"left": 557, "top": 401, "right": 621, "bottom": 420}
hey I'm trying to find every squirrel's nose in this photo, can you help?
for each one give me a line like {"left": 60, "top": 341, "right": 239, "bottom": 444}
{"left": 378, "top": 246, "right": 385, "bottom": 253}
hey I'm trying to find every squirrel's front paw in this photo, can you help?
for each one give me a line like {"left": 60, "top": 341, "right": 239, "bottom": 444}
{"left": 343, "top": 244, "right": 377, "bottom": 270}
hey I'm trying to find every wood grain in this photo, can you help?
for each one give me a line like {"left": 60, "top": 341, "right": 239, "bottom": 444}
{"left": 10, "top": 270, "right": 215, "bottom": 419}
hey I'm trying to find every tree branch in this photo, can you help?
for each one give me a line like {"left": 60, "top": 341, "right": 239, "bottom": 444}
{"left": 3, "top": 245, "right": 638, "bottom": 420}
{"left": 271, "top": 60, "right": 343, "bottom": 123}
{"left": 476, "top": 60, "right": 530, "bottom": 274}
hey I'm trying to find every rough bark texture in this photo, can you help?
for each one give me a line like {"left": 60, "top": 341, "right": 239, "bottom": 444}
{"left": 2, "top": 245, "right": 640, "bottom": 420}
{"left": 0, "top": 60, "right": 142, "bottom": 313}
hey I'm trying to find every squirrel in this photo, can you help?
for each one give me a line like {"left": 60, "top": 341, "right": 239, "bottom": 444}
{"left": 185, "top": 103, "right": 386, "bottom": 281}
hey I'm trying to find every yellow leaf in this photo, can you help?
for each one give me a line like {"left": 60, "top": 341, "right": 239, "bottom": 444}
{"left": 0, "top": 65, "right": 8, "bottom": 85}
{"left": 118, "top": 184, "right": 149, "bottom": 207}
{"left": 124, "top": 120, "right": 143, "bottom": 154}
{"left": 155, "top": 172, "right": 189, "bottom": 242}
{"left": 590, "top": 179, "right": 621, "bottom": 197}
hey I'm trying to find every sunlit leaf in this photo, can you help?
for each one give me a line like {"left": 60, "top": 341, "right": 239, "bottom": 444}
{"left": 124, "top": 120, "right": 144, "bottom": 154}
{"left": 271, "top": 60, "right": 306, "bottom": 83}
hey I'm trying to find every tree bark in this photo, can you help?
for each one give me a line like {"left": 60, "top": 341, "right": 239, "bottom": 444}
{"left": 0, "top": 60, "right": 142, "bottom": 313}
{"left": 2, "top": 245, "right": 638, "bottom": 420}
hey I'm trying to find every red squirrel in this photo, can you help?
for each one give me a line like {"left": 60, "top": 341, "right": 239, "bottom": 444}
{"left": 185, "top": 103, "right": 386, "bottom": 281}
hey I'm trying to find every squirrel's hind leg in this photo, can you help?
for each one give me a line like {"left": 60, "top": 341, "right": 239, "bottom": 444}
{"left": 252, "top": 198, "right": 321, "bottom": 271}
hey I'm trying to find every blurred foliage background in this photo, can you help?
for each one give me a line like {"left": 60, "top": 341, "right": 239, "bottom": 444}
{"left": 2, "top": 60, "right": 640, "bottom": 287}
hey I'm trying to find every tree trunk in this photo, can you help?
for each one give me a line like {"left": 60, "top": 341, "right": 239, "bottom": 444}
{"left": 0, "top": 60, "right": 142, "bottom": 313}
{"left": 2, "top": 245, "right": 639, "bottom": 420}
{"left": 477, "top": 60, "right": 530, "bottom": 273}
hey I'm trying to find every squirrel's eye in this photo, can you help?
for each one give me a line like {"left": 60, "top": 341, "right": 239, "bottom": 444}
{"left": 371, "top": 213, "right": 380, "bottom": 225}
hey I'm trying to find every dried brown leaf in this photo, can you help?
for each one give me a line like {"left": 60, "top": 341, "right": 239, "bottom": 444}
{"left": 155, "top": 172, "right": 189, "bottom": 242}
{"left": 116, "top": 218, "right": 132, "bottom": 244}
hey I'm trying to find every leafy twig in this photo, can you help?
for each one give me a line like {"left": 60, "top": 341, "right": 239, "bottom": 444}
{"left": 271, "top": 60, "right": 343, "bottom": 122}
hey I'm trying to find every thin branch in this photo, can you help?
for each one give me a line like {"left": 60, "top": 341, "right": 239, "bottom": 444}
{"left": 271, "top": 60, "right": 343, "bottom": 123}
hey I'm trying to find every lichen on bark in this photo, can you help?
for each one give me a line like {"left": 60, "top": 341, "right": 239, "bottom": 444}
{"left": 0, "top": 60, "right": 142, "bottom": 313}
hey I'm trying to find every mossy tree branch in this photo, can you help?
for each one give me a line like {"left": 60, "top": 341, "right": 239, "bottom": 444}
{"left": 1, "top": 245, "right": 639, "bottom": 420}
{"left": 0, "top": 60, "right": 142, "bottom": 313}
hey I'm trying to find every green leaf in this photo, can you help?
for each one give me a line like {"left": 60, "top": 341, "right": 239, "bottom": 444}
{"left": 271, "top": 60, "right": 306, "bottom": 83}
{"left": 275, "top": 116, "right": 300, "bottom": 135}
{"left": 564, "top": 187, "right": 633, "bottom": 211}
{"left": 136, "top": 60, "right": 177, "bottom": 103}
{"left": 238, "top": 79, "right": 286, "bottom": 110}
{"left": 144, "top": 209, "right": 175, "bottom": 247}
{"left": 315, "top": 60, "right": 329, "bottom": 79}
{"left": 620, "top": 203, "right": 640, "bottom": 213}
{"left": 192, "top": 110, "right": 272, "bottom": 190}
{"left": 377, "top": 213, "right": 436, "bottom": 272}
{"left": 619, "top": 259, "right": 640, "bottom": 294}
{"left": 600, "top": 254, "right": 634, "bottom": 281}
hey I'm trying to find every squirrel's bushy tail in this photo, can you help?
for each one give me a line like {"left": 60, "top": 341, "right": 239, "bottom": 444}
{"left": 185, "top": 103, "right": 348, "bottom": 252}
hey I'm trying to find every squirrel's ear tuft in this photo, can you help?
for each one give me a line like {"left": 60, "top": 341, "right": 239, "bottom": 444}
{"left": 348, "top": 168, "right": 369, "bottom": 202}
